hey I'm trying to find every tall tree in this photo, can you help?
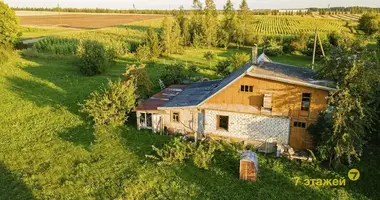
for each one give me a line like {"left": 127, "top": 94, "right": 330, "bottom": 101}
{"left": 160, "top": 18, "right": 173, "bottom": 54}
{"left": 236, "top": 0, "right": 250, "bottom": 46}
{"left": 310, "top": 47, "right": 380, "bottom": 167}
{"left": 358, "top": 13, "right": 380, "bottom": 35}
{"left": 220, "top": 0, "right": 236, "bottom": 48}
{"left": 145, "top": 27, "right": 160, "bottom": 58}
{"left": 175, "top": 6, "right": 191, "bottom": 46}
{"left": 203, "top": 0, "right": 218, "bottom": 47}
{"left": 0, "top": 2, "right": 20, "bottom": 48}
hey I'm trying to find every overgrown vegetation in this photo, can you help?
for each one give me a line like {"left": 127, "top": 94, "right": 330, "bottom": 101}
{"left": 80, "top": 78, "right": 137, "bottom": 126}
{"left": 0, "top": 2, "right": 20, "bottom": 48}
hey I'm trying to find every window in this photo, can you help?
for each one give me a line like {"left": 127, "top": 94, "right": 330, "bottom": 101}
{"left": 293, "top": 121, "right": 306, "bottom": 128}
{"left": 172, "top": 112, "right": 179, "bottom": 123}
{"left": 217, "top": 115, "right": 229, "bottom": 131}
{"left": 140, "top": 113, "right": 146, "bottom": 126}
{"left": 240, "top": 85, "right": 253, "bottom": 92}
{"left": 301, "top": 93, "right": 311, "bottom": 111}
{"left": 146, "top": 113, "right": 152, "bottom": 128}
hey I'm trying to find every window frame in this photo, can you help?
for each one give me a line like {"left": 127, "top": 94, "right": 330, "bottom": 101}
{"left": 172, "top": 112, "right": 180, "bottom": 123}
{"left": 301, "top": 93, "right": 311, "bottom": 111}
{"left": 217, "top": 115, "right": 229, "bottom": 131}
{"left": 240, "top": 85, "right": 254, "bottom": 93}
{"left": 293, "top": 121, "right": 307, "bottom": 128}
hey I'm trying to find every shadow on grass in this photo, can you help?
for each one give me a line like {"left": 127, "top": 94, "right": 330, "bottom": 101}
{"left": 0, "top": 162, "right": 34, "bottom": 200}
{"left": 57, "top": 123, "right": 95, "bottom": 151}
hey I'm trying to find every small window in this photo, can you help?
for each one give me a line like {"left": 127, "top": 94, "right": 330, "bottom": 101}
{"left": 217, "top": 115, "right": 229, "bottom": 131}
{"left": 140, "top": 113, "right": 146, "bottom": 126}
{"left": 146, "top": 113, "right": 152, "bottom": 128}
{"left": 172, "top": 112, "right": 180, "bottom": 123}
{"left": 293, "top": 121, "right": 306, "bottom": 128}
{"left": 240, "top": 85, "right": 254, "bottom": 92}
{"left": 301, "top": 93, "right": 311, "bottom": 111}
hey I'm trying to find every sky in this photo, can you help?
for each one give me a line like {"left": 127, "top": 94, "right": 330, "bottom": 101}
{"left": 4, "top": 0, "right": 380, "bottom": 10}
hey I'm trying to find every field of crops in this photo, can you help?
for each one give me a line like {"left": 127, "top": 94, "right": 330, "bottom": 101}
{"left": 247, "top": 16, "right": 350, "bottom": 36}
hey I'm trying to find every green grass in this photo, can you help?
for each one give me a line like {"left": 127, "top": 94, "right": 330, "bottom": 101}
{"left": 20, "top": 27, "right": 82, "bottom": 40}
{"left": 0, "top": 50, "right": 377, "bottom": 199}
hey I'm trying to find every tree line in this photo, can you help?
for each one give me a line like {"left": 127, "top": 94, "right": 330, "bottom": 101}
{"left": 14, "top": 6, "right": 380, "bottom": 16}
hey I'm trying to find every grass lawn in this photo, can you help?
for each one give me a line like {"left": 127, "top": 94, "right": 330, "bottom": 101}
{"left": 0, "top": 51, "right": 378, "bottom": 199}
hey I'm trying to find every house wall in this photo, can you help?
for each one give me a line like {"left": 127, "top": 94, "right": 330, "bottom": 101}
{"left": 203, "top": 75, "right": 330, "bottom": 149}
{"left": 204, "top": 110, "right": 290, "bottom": 144}
{"left": 160, "top": 108, "right": 199, "bottom": 134}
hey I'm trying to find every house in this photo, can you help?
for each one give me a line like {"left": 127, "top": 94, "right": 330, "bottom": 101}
{"left": 136, "top": 46, "right": 335, "bottom": 150}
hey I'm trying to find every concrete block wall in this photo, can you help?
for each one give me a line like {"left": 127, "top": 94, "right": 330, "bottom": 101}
{"left": 204, "top": 110, "right": 290, "bottom": 144}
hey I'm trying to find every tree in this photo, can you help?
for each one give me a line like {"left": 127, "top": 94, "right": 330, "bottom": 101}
{"left": 358, "top": 13, "right": 380, "bottom": 35}
{"left": 230, "top": 52, "right": 250, "bottom": 70}
{"left": 203, "top": 51, "right": 215, "bottom": 67}
{"left": 160, "top": 63, "right": 188, "bottom": 86}
{"left": 145, "top": 27, "right": 160, "bottom": 58}
{"left": 175, "top": 6, "right": 191, "bottom": 46}
{"left": 80, "top": 78, "right": 137, "bottom": 126}
{"left": 0, "top": 2, "right": 21, "bottom": 48}
{"left": 219, "top": 0, "right": 236, "bottom": 48}
{"left": 215, "top": 59, "right": 231, "bottom": 76}
{"left": 77, "top": 40, "right": 110, "bottom": 76}
{"left": 160, "top": 18, "right": 183, "bottom": 55}
{"left": 123, "top": 64, "right": 152, "bottom": 98}
{"left": 310, "top": 47, "right": 380, "bottom": 167}
{"left": 203, "top": 0, "right": 218, "bottom": 47}
{"left": 236, "top": 0, "right": 250, "bottom": 46}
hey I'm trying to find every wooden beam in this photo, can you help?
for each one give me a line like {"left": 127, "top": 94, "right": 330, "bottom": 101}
{"left": 317, "top": 32, "right": 325, "bottom": 57}
{"left": 312, "top": 28, "right": 318, "bottom": 69}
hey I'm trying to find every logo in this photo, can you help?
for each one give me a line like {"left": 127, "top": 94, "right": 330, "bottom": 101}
{"left": 348, "top": 168, "right": 360, "bottom": 181}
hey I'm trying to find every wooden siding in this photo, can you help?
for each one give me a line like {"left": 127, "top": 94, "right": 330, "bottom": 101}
{"left": 204, "top": 75, "right": 330, "bottom": 149}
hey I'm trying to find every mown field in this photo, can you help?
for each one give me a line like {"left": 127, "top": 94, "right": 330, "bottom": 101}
{"left": 1, "top": 13, "right": 378, "bottom": 199}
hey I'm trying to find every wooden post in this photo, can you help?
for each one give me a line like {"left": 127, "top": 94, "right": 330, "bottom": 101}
{"left": 312, "top": 28, "right": 318, "bottom": 69}
{"left": 317, "top": 32, "right": 325, "bottom": 57}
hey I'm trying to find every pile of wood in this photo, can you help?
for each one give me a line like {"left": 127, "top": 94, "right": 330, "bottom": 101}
{"left": 278, "top": 145, "right": 313, "bottom": 162}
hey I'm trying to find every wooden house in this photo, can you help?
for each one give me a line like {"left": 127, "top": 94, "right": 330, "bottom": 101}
{"left": 136, "top": 46, "right": 335, "bottom": 150}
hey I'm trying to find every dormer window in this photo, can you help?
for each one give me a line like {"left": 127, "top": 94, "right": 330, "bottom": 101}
{"left": 240, "top": 85, "right": 253, "bottom": 92}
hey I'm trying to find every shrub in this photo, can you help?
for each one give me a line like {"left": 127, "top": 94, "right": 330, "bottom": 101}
{"left": 0, "top": 2, "right": 20, "bottom": 48}
{"left": 203, "top": 51, "right": 215, "bottom": 67}
{"left": 328, "top": 31, "right": 341, "bottom": 47}
{"left": 80, "top": 79, "right": 137, "bottom": 126}
{"left": 377, "top": 36, "right": 380, "bottom": 48}
{"left": 230, "top": 52, "right": 250, "bottom": 70}
{"left": 33, "top": 37, "right": 78, "bottom": 55}
{"left": 77, "top": 40, "right": 110, "bottom": 76}
{"left": 135, "top": 44, "right": 151, "bottom": 62}
{"left": 123, "top": 64, "right": 152, "bottom": 98}
{"left": 358, "top": 13, "right": 380, "bottom": 35}
{"left": 187, "top": 64, "right": 198, "bottom": 78}
{"left": 149, "top": 138, "right": 192, "bottom": 164}
{"left": 160, "top": 63, "right": 188, "bottom": 86}
{"left": 265, "top": 39, "right": 283, "bottom": 56}
{"left": 193, "top": 141, "right": 221, "bottom": 169}
{"left": 215, "top": 59, "right": 231, "bottom": 76}
{"left": 0, "top": 48, "right": 13, "bottom": 64}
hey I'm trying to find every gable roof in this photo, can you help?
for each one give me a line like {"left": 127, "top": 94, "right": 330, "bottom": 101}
{"left": 159, "top": 62, "right": 253, "bottom": 108}
{"left": 157, "top": 55, "right": 335, "bottom": 110}
{"left": 247, "top": 61, "right": 335, "bottom": 91}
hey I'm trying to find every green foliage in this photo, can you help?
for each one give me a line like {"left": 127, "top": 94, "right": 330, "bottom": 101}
{"left": 0, "top": 2, "right": 20, "bottom": 48}
{"left": 358, "top": 13, "right": 380, "bottom": 35}
{"left": 203, "top": 51, "right": 215, "bottom": 63}
{"left": 33, "top": 37, "right": 78, "bottom": 55}
{"left": 149, "top": 138, "right": 193, "bottom": 164}
{"left": 215, "top": 59, "right": 231, "bottom": 76}
{"left": 265, "top": 39, "right": 283, "bottom": 56}
{"left": 187, "top": 64, "right": 199, "bottom": 78}
{"left": 160, "top": 18, "right": 183, "bottom": 55}
{"left": 123, "top": 64, "right": 152, "bottom": 98}
{"left": 315, "top": 47, "right": 380, "bottom": 166}
{"left": 160, "top": 63, "right": 188, "bottom": 86}
{"left": 229, "top": 52, "right": 250, "bottom": 70}
{"left": 77, "top": 40, "right": 111, "bottom": 76}
{"left": 80, "top": 79, "right": 137, "bottom": 126}
{"left": 135, "top": 44, "right": 151, "bottom": 62}
{"left": 327, "top": 31, "right": 341, "bottom": 47}
{"left": 193, "top": 141, "right": 221, "bottom": 169}
{"left": 150, "top": 138, "right": 222, "bottom": 170}
{"left": 144, "top": 27, "right": 161, "bottom": 58}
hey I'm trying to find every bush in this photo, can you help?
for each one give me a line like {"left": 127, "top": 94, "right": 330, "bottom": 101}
{"left": 187, "top": 64, "right": 198, "bottom": 78}
{"left": 33, "top": 37, "right": 78, "bottom": 55}
{"left": 203, "top": 51, "right": 215, "bottom": 67}
{"left": 77, "top": 40, "right": 110, "bottom": 76}
{"left": 265, "top": 39, "right": 283, "bottom": 56}
{"left": 230, "top": 52, "right": 250, "bottom": 70}
{"left": 193, "top": 141, "right": 221, "bottom": 169}
{"left": 0, "top": 2, "right": 20, "bottom": 48}
{"left": 358, "top": 13, "right": 380, "bottom": 35}
{"left": 160, "top": 63, "right": 188, "bottom": 86}
{"left": 0, "top": 48, "right": 14, "bottom": 64}
{"left": 377, "top": 36, "right": 380, "bottom": 48}
{"left": 124, "top": 64, "right": 152, "bottom": 98}
{"left": 135, "top": 44, "right": 151, "bottom": 62}
{"left": 215, "top": 59, "right": 231, "bottom": 76}
{"left": 80, "top": 79, "right": 137, "bottom": 126}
